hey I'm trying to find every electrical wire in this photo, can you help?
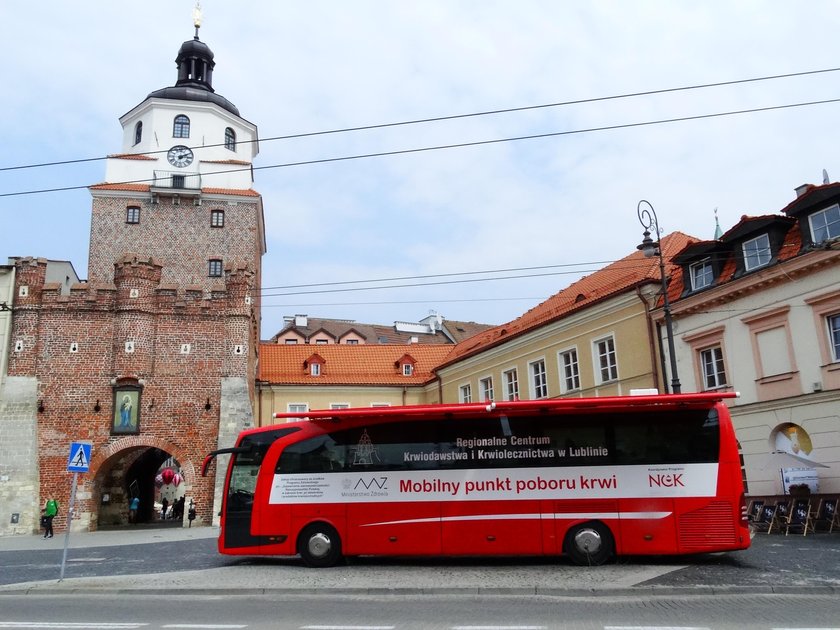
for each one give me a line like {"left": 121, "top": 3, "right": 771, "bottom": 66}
{"left": 2, "top": 96, "right": 839, "bottom": 199}
{"left": 2, "top": 66, "right": 837, "bottom": 173}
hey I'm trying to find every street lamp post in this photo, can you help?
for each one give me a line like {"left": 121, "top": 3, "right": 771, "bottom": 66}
{"left": 636, "top": 200, "right": 682, "bottom": 394}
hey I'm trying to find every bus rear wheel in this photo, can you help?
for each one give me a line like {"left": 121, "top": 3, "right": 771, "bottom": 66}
{"left": 298, "top": 522, "right": 343, "bottom": 567}
{"left": 565, "top": 521, "right": 614, "bottom": 566}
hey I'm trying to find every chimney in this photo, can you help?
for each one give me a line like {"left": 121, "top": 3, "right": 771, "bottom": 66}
{"left": 295, "top": 314, "right": 308, "bottom": 327}
{"left": 794, "top": 184, "right": 812, "bottom": 198}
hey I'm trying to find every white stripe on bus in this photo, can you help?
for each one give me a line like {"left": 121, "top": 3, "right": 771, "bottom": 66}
{"left": 360, "top": 511, "right": 671, "bottom": 526}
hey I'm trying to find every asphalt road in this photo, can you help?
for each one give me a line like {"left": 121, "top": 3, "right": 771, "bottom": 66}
{"left": 1, "top": 592, "right": 840, "bottom": 630}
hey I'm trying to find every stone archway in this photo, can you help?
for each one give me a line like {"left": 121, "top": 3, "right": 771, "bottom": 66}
{"left": 84, "top": 436, "right": 197, "bottom": 531}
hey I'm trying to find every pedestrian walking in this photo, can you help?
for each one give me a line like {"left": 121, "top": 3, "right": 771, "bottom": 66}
{"left": 42, "top": 498, "right": 58, "bottom": 538}
{"left": 161, "top": 497, "right": 169, "bottom": 520}
{"left": 129, "top": 495, "right": 140, "bottom": 524}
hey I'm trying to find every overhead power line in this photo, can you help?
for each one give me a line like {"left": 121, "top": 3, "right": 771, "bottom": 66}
{"left": 2, "top": 66, "right": 838, "bottom": 173}
{"left": 2, "top": 96, "right": 840, "bottom": 199}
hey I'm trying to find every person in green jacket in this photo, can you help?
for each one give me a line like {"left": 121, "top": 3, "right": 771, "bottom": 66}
{"left": 42, "top": 498, "right": 58, "bottom": 538}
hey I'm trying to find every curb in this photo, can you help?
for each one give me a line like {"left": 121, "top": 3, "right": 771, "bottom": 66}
{"left": 2, "top": 585, "right": 838, "bottom": 597}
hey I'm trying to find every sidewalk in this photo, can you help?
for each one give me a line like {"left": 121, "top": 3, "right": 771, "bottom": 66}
{"left": 0, "top": 523, "right": 218, "bottom": 552}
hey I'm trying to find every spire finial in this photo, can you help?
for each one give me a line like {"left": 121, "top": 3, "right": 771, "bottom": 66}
{"left": 192, "top": 1, "right": 203, "bottom": 39}
{"left": 713, "top": 207, "right": 723, "bottom": 240}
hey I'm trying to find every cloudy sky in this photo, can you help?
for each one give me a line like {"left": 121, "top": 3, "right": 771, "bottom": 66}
{"left": 2, "top": 1, "right": 838, "bottom": 338}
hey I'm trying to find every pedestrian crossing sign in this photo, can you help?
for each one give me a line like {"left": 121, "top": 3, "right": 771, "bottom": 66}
{"left": 67, "top": 442, "right": 92, "bottom": 473}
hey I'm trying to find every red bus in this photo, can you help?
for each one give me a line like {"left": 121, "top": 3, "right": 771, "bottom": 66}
{"left": 202, "top": 392, "right": 750, "bottom": 567}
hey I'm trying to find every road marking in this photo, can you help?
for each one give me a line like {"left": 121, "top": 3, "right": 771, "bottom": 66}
{"left": 0, "top": 624, "right": 147, "bottom": 629}
{"left": 163, "top": 626, "right": 247, "bottom": 629}
{"left": 301, "top": 627, "right": 395, "bottom": 630}
{"left": 452, "top": 627, "right": 547, "bottom": 630}
{"left": 604, "top": 627, "right": 710, "bottom": 630}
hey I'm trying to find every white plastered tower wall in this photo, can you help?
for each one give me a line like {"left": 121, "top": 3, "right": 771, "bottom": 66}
{"left": 107, "top": 98, "right": 258, "bottom": 191}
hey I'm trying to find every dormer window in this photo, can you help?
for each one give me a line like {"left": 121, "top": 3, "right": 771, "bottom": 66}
{"left": 225, "top": 127, "right": 236, "bottom": 151}
{"left": 305, "top": 353, "right": 325, "bottom": 376}
{"left": 743, "top": 234, "right": 771, "bottom": 271}
{"left": 173, "top": 115, "right": 190, "bottom": 138}
{"left": 809, "top": 204, "right": 840, "bottom": 243}
{"left": 689, "top": 258, "right": 714, "bottom": 290}
{"left": 133, "top": 121, "right": 143, "bottom": 146}
{"left": 402, "top": 363, "right": 413, "bottom": 376}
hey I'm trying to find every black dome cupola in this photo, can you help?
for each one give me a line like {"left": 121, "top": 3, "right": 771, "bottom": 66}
{"left": 175, "top": 37, "right": 215, "bottom": 91}
{"left": 144, "top": 5, "right": 241, "bottom": 116}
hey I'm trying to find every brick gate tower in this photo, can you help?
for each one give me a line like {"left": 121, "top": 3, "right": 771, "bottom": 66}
{"left": 2, "top": 13, "right": 264, "bottom": 534}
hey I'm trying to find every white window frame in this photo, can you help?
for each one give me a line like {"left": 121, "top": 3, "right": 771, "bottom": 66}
{"left": 502, "top": 368, "right": 519, "bottom": 401}
{"left": 479, "top": 376, "right": 494, "bottom": 402}
{"left": 828, "top": 313, "right": 840, "bottom": 362}
{"left": 808, "top": 203, "right": 840, "bottom": 243}
{"left": 689, "top": 258, "right": 714, "bottom": 290}
{"left": 329, "top": 403, "right": 350, "bottom": 409}
{"left": 310, "top": 363, "right": 321, "bottom": 376}
{"left": 529, "top": 358, "right": 548, "bottom": 399}
{"left": 287, "top": 403, "right": 308, "bottom": 413}
{"left": 402, "top": 363, "right": 413, "bottom": 376}
{"left": 700, "top": 346, "right": 727, "bottom": 390}
{"left": 593, "top": 336, "right": 618, "bottom": 384}
{"left": 558, "top": 347, "right": 581, "bottom": 393}
{"left": 742, "top": 233, "right": 771, "bottom": 271}
{"left": 459, "top": 383, "right": 472, "bottom": 403}
{"left": 370, "top": 402, "right": 391, "bottom": 407}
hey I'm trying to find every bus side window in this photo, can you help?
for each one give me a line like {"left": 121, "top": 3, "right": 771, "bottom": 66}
{"left": 277, "top": 435, "right": 346, "bottom": 474}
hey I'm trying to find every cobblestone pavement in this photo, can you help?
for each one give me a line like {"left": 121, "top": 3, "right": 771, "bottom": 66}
{"left": 0, "top": 525, "right": 838, "bottom": 594}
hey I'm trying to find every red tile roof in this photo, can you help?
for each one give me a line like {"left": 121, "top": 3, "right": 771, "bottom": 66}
{"left": 259, "top": 344, "right": 454, "bottom": 385}
{"left": 89, "top": 183, "right": 151, "bottom": 192}
{"left": 108, "top": 153, "right": 157, "bottom": 161}
{"left": 439, "top": 232, "right": 697, "bottom": 367}
{"left": 202, "top": 187, "right": 260, "bottom": 196}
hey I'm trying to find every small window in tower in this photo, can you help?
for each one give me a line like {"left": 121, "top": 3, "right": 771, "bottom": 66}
{"left": 225, "top": 127, "right": 236, "bottom": 151}
{"left": 173, "top": 115, "right": 190, "bottom": 138}
{"left": 208, "top": 259, "right": 223, "bottom": 277}
{"left": 134, "top": 121, "right": 143, "bottom": 146}
{"left": 211, "top": 210, "right": 225, "bottom": 228}
{"left": 126, "top": 206, "right": 140, "bottom": 224}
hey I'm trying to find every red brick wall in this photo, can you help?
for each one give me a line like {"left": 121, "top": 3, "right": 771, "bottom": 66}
{"left": 8, "top": 256, "right": 258, "bottom": 529}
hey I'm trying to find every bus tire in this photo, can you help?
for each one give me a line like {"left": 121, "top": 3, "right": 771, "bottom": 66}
{"left": 298, "top": 522, "right": 343, "bottom": 567}
{"left": 565, "top": 521, "right": 614, "bottom": 566}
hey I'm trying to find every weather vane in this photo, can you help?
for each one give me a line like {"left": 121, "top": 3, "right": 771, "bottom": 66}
{"left": 193, "top": 1, "right": 203, "bottom": 39}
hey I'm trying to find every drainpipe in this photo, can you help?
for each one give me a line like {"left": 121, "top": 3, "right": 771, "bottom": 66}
{"left": 635, "top": 285, "right": 663, "bottom": 393}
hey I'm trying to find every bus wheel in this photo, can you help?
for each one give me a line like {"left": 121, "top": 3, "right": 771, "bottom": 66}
{"left": 298, "top": 522, "right": 343, "bottom": 567}
{"left": 565, "top": 521, "right": 614, "bottom": 566}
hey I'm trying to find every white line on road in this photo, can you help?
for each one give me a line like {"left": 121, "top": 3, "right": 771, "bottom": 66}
{"left": 162, "top": 626, "right": 248, "bottom": 629}
{"left": 0, "top": 624, "right": 147, "bottom": 629}
{"left": 300, "top": 627, "right": 395, "bottom": 630}
{"left": 451, "top": 627, "right": 547, "bottom": 630}
{"left": 604, "top": 627, "right": 710, "bottom": 630}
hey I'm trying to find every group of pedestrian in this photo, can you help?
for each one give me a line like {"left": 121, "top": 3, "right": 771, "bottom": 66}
{"left": 161, "top": 496, "right": 186, "bottom": 520}
{"left": 40, "top": 492, "right": 186, "bottom": 536}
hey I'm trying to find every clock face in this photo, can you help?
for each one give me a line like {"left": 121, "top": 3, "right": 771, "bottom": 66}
{"left": 167, "top": 145, "right": 194, "bottom": 168}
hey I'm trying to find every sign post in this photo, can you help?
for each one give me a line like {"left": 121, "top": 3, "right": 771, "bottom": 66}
{"left": 61, "top": 442, "right": 91, "bottom": 581}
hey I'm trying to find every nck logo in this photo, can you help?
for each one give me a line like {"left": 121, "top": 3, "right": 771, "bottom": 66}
{"left": 354, "top": 476, "right": 388, "bottom": 491}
